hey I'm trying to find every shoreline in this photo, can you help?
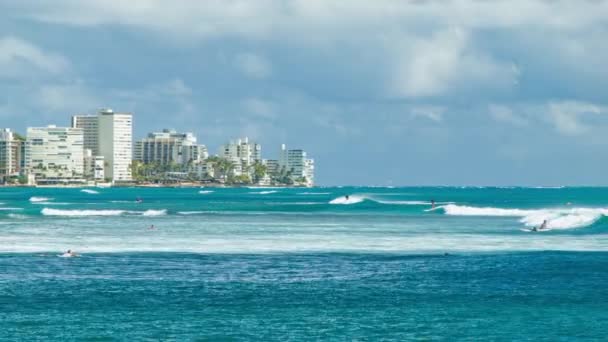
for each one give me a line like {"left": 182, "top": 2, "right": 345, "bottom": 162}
{"left": 0, "top": 183, "right": 312, "bottom": 189}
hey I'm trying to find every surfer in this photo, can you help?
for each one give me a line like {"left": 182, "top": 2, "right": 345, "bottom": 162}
{"left": 136, "top": 197, "right": 143, "bottom": 203}
{"left": 539, "top": 220, "right": 548, "bottom": 230}
{"left": 61, "top": 249, "right": 77, "bottom": 257}
{"left": 345, "top": 195, "right": 350, "bottom": 201}
{"left": 431, "top": 199, "right": 436, "bottom": 209}
{"left": 149, "top": 224, "right": 155, "bottom": 230}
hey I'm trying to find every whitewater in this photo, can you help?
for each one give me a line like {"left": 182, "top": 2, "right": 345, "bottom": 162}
{"left": 1, "top": 186, "right": 608, "bottom": 253}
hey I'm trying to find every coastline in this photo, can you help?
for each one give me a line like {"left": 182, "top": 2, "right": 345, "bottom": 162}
{"left": 0, "top": 183, "right": 312, "bottom": 189}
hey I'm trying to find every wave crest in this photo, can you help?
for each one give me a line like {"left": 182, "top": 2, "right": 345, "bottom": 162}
{"left": 142, "top": 209, "right": 167, "bottom": 216}
{"left": 81, "top": 189, "right": 99, "bottom": 194}
{"left": 30, "top": 196, "right": 52, "bottom": 202}
{"left": 41, "top": 208, "right": 125, "bottom": 216}
{"left": 439, "top": 204, "right": 608, "bottom": 230}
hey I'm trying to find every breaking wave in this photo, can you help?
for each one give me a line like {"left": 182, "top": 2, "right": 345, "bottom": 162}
{"left": 437, "top": 204, "right": 608, "bottom": 230}
{"left": 249, "top": 190, "right": 278, "bottom": 195}
{"left": 81, "top": 189, "right": 99, "bottom": 194}
{"left": 329, "top": 195, "right": 449, "bottom": 206}
{"left": 142, "top": 209, "right": 167, "bottom": 216}
{"left": 30, "top": 196, "right": 52, "bottom": 202}
{"left": 199, "top": 190, "right": 214, "bottom": 194}
{"left": 329, "top": 196, "right": 365, "bottom": 205}
{"left": 41, "top": 208, "right": 169, "bottom": 217}
{"left": 41, "top": 208, "right": 125, "bottom": 216}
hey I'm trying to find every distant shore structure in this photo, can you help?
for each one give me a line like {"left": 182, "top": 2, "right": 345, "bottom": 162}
{"left": 1, "top": 108, "right": 315, "bottom": 187}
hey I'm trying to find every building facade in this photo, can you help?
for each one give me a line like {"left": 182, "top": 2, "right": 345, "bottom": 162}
{"left": 218, "top": 137, "right": 261, "bottom": 176}
{"left": 278, "top": 144, "right": 315, "bottom": 186}
{"left": 26, "top": 126, "right": 84, "bottom": 179}
{"left": 73, "top": 109, "right": 132, "bottom": 182}
{"left": 0, "top": 129, "right": 26, "bottom": 182}
{"left": 83, "top": 149, "right": 105, "bottom": 180}
{"left": 71, "top": 115, "right": 98, "bottom": 154}
{"left": 135, "top": 129, "right": 207, "bottom": 166}
{"left": 98, "top": 109, "right": 132, "bottom": 181}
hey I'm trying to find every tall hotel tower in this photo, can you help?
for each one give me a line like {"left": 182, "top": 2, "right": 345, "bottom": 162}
{"left": 72, "top": 109, "right": 133, "bottom": 182}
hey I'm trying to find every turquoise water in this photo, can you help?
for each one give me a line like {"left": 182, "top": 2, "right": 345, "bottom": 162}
{"left": 1, "top": 187, "right": 608, "bottom": 339}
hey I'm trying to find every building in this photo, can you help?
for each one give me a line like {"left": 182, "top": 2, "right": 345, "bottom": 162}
{"left": 218, "top": 137, "right": 261, "bottom": 176}
{"left": 264, "top": 159, "right": 279, "bottom": 176}
{"left": 83, "top": 149, "right": 105, "bottom": 180}
{"left": 278, "top": 144, "right": 315, "bottom": 187}
{"left": 26, "top": 126, "right": 84, "bottom": 180}
{"left": 71, "top": 115, "right": 98, "bottom": 154}
{"left": 0, "top": 129, "right": 26, "bottom": 182}
{"left": 135, "top": 129, "right": 207, "bottom": 166}
{"left": 73, "top": 109, "right": 132, "bottom": 182}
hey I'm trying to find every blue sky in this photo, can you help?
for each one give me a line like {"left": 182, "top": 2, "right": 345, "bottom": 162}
{"left": 1, "top": 1, "right": 607, "bottom": 186}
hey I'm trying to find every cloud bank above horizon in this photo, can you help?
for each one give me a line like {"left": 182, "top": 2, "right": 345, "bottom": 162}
{"left": 1, "top": 0, "right": 607, "bottom": 185}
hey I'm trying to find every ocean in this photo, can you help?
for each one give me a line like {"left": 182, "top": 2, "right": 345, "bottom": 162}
{"left": 1, "top": 186, "right": 608, "bottom": 340}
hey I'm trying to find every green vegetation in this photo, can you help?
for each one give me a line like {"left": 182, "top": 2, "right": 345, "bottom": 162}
{"left": 130, "top": 157, "right": 308, "bottom": 186}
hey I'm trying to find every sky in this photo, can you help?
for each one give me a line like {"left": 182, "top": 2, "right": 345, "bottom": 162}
{"left": 1, "top": 0, "right": 608, "bottom": 186}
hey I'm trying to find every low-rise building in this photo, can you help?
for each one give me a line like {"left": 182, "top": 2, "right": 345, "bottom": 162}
{"left": 135, "top": 129, "right": 207, "bottom": 166}
{"left": 26, "top": 125, "right": 84, "bottom": 180}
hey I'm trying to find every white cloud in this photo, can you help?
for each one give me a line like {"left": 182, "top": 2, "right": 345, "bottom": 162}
{"left": 36, "top": 83, "right": 100, "bottom": 113}
{"left": 389, "top": 28, "right": 518, "bottom": 98}
{"left": 410, "top": 106, "right": 444, "bottom": 123}
{"left": 546, "top": 101, "right": 603, "bottom": 136}
{"left": 9, "top": 1, "right": 608, "bottom": 38}
{"left": 0, "top": 36, "right": 69, "bottom": 78}
{"left": 243, "top": 98, "right": 277, "bottom": 119}
{"left": 489, "top": 104, "right": 528, "bottom": 126}
{"left": 234, "top": 53, "right": 272, "bottom": 79}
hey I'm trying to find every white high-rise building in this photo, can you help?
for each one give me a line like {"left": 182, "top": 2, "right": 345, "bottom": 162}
{"left": 278, "top": 144, "right": 315, "bottom": 187}
{"left": 98, "top": 109, "right": 132, "bottom": 181}
{"left": 26, "top": 126, "right": 84, "bottom": 179}
{"left": 0, "top": 129, "right": 26, "bottom": 181}
{"left": 218, "top": 137, "right": 261, "bottom": 176}
{"left": 73, "top": 109, "right": 132, "bottom": 182}
{"left": 135, "top": 129, "right": 207, "bottom": 165}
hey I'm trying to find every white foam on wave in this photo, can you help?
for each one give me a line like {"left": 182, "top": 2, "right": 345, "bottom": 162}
{"left": 7, "top": 213, "right": 28, "bottom": 219}
{"left": 178, "top": 211, "right": 205, "bottom": 215}
{"left": 329, "top": 194, "right": 449, "bottom": 206}
{"left": 41, "top": 208, "right": 169, "bottom": 217}
{"left": 375, "top": 200, "right": 453, "bottom": 205}
{"left": 199, "top": 190, "right": 214, "bottom": 194}
{"left": 249, "top": 190, "right": 278, "bottom": 195}
{"left": 0, "top": 207, "right": 24, "bottom": 211}
{"left": 42, "top": 208, "right": 125, "bottom": 216}
{"left": 329, "top": 195, "right": 365, "bottom": 205}
{"left": 297, "top": 192, "right": 331, "bottom": 195}
{"left": 81, "top": 189, "right": 99, "bottom": 194}
{"left": 142, "top": 209, "right": 167, "bottom": 216}
{"left": 30, "top": 196, "right": 52, "bottom": 202}
{"left": 439, "top": 204, "right": 608, "bottom": 230}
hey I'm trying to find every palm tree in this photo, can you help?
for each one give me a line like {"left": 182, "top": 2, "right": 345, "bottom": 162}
{"left": 249, "top": 161, "right": 267, "bottom": 185}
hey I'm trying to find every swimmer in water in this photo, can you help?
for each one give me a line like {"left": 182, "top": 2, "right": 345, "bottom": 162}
{"left": 136, "top": 197, "right": 143, "bottom": 203}
{"left": 149, "top": 224, "right": 155, "bottom": 230}
{"left": 62, "top": 249, "right": 77, "bottom": 257}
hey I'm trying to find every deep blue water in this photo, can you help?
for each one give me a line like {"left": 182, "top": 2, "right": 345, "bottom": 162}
{"left": 1, "top": 187, "right": 608, "bottom": 340}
